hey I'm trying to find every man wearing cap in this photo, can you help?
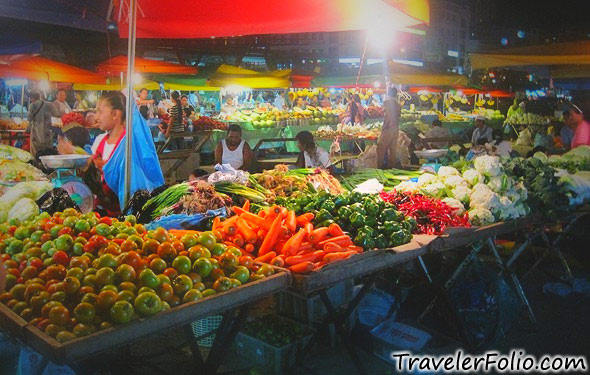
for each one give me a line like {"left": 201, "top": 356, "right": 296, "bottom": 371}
{"left": 471, "top": 116, "right": 493, "bottom": 146}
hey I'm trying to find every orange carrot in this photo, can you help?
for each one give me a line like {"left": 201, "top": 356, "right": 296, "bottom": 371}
{"left": 258, "top": 215, "right": 282, "bottom": 256}
{"left": 256, "top": 229, "right": 267, "bottom": 239}
{"left": 328, "top": 223, "right": 345, "bottom": 237}
{"left": 295, "top": 213, "right": 314, "bottom": 226}
{"left": 323, "top": 250, "right": 356, "bottom": 263}
{"left": 288, "top": 261, "right": 314, "bottom": 274}
{"left": 347, "top": 245, "right": 364, "bottom": 253}
{"left": 237, "top": 218, "right": 257, "bottom": 244}
{"left": 285, "top": 250, "right": 325, "bottom": 266}
{"left": 318, "top": 235, "right": 353, "bottom": 247}
{"left": 304, "top": 223, "right": 314, "bottom": 236}
{"left": 296, "top": 242, "right": 314, "bottom": 254}
{"left": 168, "top": 229, "right": 200, "bottom": 237}
{"left": 309, "top": 227, "right": 330, "bottom": 244}
{"left": 212, "top": 217, "right": 221, "bottom": 231}
{"left": 245, "top": 243, "right": 255, "bottom": 253}
{"left": 282, "top": 228, "right": 307, "bottom": 256}
{"left": 258, "top": 210, "right": 267, "bottom": 218}
{"left": 323, "top": 242, "right": 344, "bottom": 254}
{"left": 232, "top": 208, "right": 271, "bottom": 230}
{"left": 267, "top": 205, "right": 281, "bottom": 219}
{"left": 285, "top": 210, "right": 297, "bottom": 233}
{"left": 313, "top": 261, "right": 327, "bottom": 270}
{"left": 222, "top": 217, "right": 239, "bottom": 236}
{"left": 280, "top": 225, "right": 290, "bottom": 238}
{"left": 255, "top": 251, "right": 276, "bottom": 263}
{"left": 242, "top": 200, "right": 251, "bottom": 212}
{"left": 270, "top": 256, "right": 285, "bottom": 267}
{"left": 280, "top": 207, "right": 288, "bottom": 217}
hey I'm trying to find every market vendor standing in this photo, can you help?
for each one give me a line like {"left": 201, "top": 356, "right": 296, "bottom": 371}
{"left": 52, "top": 89, "right": 72, "bottom": 116}
{"left": 377, "top": 87, "right": 402, "bottom": 169}
{"left": 564, "top": 103, "right": 590, "bottom": 149}
{"left": 221, "top": 96, "right": 238, "bottom": 115}
{"left": 181, "top": 95, "right": 196, "bottom": 118}
{"left": 137, "top": 88, "right": 155, "bottom": 120}
{"left": 295, "top": 130, "right": 332, "bottom": 170}
{"left": 27, "top": 90, "right": 60, "bottom": 157}
{"left": 215, "top": 124, "right": 254, "bottom": 171}
{"left": 471, "top": 116, "right": 493, "bottom": 145}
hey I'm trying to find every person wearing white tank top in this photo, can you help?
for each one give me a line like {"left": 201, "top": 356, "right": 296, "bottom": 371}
{"left": 215, "top": 124, "right": 254, "bottom": 170}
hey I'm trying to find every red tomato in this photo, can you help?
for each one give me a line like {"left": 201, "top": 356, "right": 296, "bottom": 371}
{"left": 52, "top": 251, "right": 70, "bottom": 266}
{"left": 98, "top": 217, "right": 112, "bottom": 226}
{"left": 58, "top": 227, "right": 73, "bottom": 236}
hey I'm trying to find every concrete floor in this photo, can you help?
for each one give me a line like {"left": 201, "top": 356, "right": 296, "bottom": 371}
{"left": 1, "top": 242, "right": 589, "bottom": 375}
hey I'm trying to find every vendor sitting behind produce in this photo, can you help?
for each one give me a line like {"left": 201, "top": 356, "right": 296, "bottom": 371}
{"left": 563, "top": 103, "right": 590, "bottom": 149}
{"left": 425, "top": 119, "right": 451, "bottom": 148}
{"left": 215, "top": 124, "right": 254, "bottom": 171}
{"left": 181, "top": 95, "right": 196, "bottom": 118}
{"left": 295, "top": 131, "right": 332, "bottom": 170}
{"left": 471, "top": 116, "right": 493, "bottom": 146}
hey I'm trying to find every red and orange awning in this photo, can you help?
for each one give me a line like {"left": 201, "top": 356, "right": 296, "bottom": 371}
{"left": 0, "top": 55, "right": 106, "bottom": 84}
{"left": 96, "top": 56, "right": 197, "bottom": 76}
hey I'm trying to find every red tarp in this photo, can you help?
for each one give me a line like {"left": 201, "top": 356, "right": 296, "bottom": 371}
{"left": 96, "top": 56, "right": 197, "bottom": 76}
{"left": 116, "top": 0, "right": 429, "bottom": 39}
{"left": 291, "top": 74, "right": 314, "bottom": 88}
{"left": 0, "top": 55, "right": 106, "bottom": 84}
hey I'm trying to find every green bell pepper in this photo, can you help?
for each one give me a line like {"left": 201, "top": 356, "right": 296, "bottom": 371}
{"left": 374, "top": 234, "right": 388, "bottom": 249}
{"left": 390, "top": 230, "right": 407, "bottom": 247}
{"left": 334, "top": 195, "right": 350, "bottom": 208}
{"left": 315, "top": 209, "right": 333, "bottom": 223}
{"left": 337, "top": 206, "right": 352, "bottom": 220}
{"left": 303, "top": 202, "right": 317, "bottom": 213}
{"left": 321, "top": 199, "right": 336, "bottom": 213}
{"left": 382, "top": 221, "right": 402, "bottom": 235}
{"left": 381, "top": 208, "right": 401, "bottom": 223}
{"left": 295, "top": 195, "right": 311, "bottom": 207}
{"left": 350, "top": 192, "right": 363, "bottom": 204}
{"left": 317, "top": 219, "right": 335, "bottom": 228}
{"left": 349, "top": 212, "right": 366, "bottom": 228}
{"left": 354, "top": 233, "right": 375, "bottom": 249}
{"left": 348, "top": 203, "right": 364, "bottom": 214}
{"left": 364, "top": 199, "right": 380, "bottom": 216}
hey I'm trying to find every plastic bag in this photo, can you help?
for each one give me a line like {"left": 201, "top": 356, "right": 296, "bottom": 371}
{"left": 122, "top": 189, "right": 151, "bottom": 217}
{"left": 207, "top": 164, "right": 249, "bottom": 185}
{"left": 8, "top": 198, "right": 39, "bottom": 222}
{"left": 36, "top": 188, "right": 80, "bottom": 215}
{"left": 447, "top": 259, "right": 518, "bottom": 350}
{"left": 146, "top": 208, "right": 227, "bottom": 230}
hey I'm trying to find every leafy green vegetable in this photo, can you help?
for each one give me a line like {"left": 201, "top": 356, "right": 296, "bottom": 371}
{"left": 214, "top": 182, "right": 266, "bottom": 202}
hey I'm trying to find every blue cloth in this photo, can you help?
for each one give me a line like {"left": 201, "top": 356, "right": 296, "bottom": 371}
{"left": 103, "top": 104, "right": 165, "bottom": 206}
{"left": 560, "top": 126, "right": 574, "bottom": 148}
{"left": 146, "top": 208, "right": 227, "bottom": 230}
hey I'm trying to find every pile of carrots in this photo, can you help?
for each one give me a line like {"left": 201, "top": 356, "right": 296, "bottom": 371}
{"left": 212, "top": 201, "right": 362, "bottom": 274}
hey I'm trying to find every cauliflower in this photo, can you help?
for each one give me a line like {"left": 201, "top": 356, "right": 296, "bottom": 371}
{"left": 451, "top": 185, "right": 472, "bottom": 204}
{"left": 468, "top": 207, "right": 495, "bottom": 226}
{"left": 487, "top": 175, "right": 512, "bottom": 193}
{"left": 443, "top": 175, "right": 468, "bottom": 189}
{"left": 442, "top": 197, "right": 465, "bottom": 215}
{"left": 437, "top": 166, "right": 460, "bottom": 177}
{"left": 496, "top": 196, "right": 519, "bottom": 220}
{"left": 462, "top": 169, "right": 483, "bottom": 187}
{"left": 421, "top": 182, "right": 446, "bottom": 198}
{"left": 470, "top": 184, "right": 500, "bottom": 211}
{"left": 474, "top": 155, "right": 502, "bottom": 177}
{"left": 505, "top": 189, "right": 522, "bottom": 204}
{"left": 395, "top": 181, "right": 420, "bottom": 193}
{"left": 417, "top": 173, "right": 438, "bottom": 187}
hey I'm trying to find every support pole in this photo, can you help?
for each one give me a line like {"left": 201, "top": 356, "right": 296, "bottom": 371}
{"left": 123, "top": 0, "right": 138, "bottom": 207}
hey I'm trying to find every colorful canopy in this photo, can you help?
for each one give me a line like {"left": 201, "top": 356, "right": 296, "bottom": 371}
{"left": 116, "top": 0, "right": 429, "bottom": 39}
{"left": 96, "top": 56, "right": 197, "bottom": 76}
{"left": 0, "top": 55, "right": 106, "bottom": 84}
{"left": 291, "top": 74, "right": 315, "bottom": 88}
{"left": 73, "top": 80, "right": 160, "bottom": 91}
{"left": 210, "top": 65, "right": 291, "bottom": 89}
{"left": 388, "top": 62, "right": 468, "bottom": 86}
{"left": 469, "top": 41, "right": 590, "bottom": 70}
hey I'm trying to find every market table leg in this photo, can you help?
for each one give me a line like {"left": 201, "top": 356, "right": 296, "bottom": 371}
{"left": 417, "top": 242, "right": 484, "bottom": 323}
{"left": 183, "top": 323, "right": 206, "bottom": 370}
{"left": 486, "top": 237, "right": 536, "bottom": 325}
{"left": 203, "top": 305, "right": 251, "bottom": 375}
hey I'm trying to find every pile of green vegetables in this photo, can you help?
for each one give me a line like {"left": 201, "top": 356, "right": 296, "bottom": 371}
{"left": 242, "top": 315, "right": 311, "bottom": 348}
{"left": 339, "top": 168, "right": 422, "bottom": 191}
{"left": 503, "top": 156, "right": 568, "bottom": 216}
{"left": 277, "top": 191, "right": 415, "bottom": 249}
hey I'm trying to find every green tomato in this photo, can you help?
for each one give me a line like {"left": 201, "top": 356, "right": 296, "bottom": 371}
{"left": 109, "top": 301, "right": 135, "bottom": 324}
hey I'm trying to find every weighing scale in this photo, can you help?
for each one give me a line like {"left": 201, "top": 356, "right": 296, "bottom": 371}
{"left": 39, "top": 155, "right": 94, "bottom": 213}
{"left": 414, "top": 149, "right": 448, "bottom": 174}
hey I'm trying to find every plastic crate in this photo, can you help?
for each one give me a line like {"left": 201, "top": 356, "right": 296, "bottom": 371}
{"left": 274, "top": 280, "right": 354, "bottom": 324}
{"left": 234, "top": 317, "right": 313, "bottom": 374}
{"left": 191, "top": 314, "right": 223, "bottom": 348}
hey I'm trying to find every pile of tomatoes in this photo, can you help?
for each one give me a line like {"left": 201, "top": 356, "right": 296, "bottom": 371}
{"left": 0, "top": 209, "right": 274, "bottom": 343}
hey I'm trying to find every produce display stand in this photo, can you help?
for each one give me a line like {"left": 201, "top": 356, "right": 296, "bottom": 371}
{"left": 0, "top": 129, "right": 29, "bottom": 147}
{"left": 417, "top": 216, "right": 544, "bottom": 349}
{"left": 290, "top": 235, "right": 439, "bottom": 375}
{"left": 522, "top": 206, "right": 590, "bottom": 284}
{"left": 0, "top": 272, "right": 290, "bottom": 375}
{"left": 156, "top": 130, "right": 213, "bottom": 178}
